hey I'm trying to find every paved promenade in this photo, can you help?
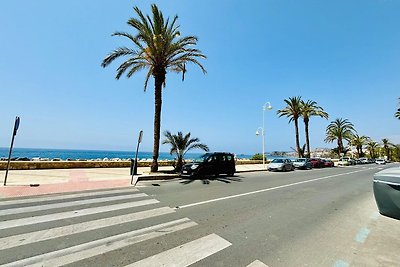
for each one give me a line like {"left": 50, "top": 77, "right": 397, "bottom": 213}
{"left": 0, "top": 164, "right": 266, "bottom": 198}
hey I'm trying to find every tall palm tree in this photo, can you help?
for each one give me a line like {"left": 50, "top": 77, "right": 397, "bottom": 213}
{"left": 277, "top": 96, "right": 303, "bottom": 157}
{"left": 325, "top": 118, "right": 355, "bottom": 155}
{"left": 381, "top": 138, "right": 394, "bottom": 160}
{"left": 102, "top": 4, "right": 206, "bottom": 172}
{"left": 350, "top": 134, "right": 370, "bottom": 158}
{"left": 366, "top": 141, "right": 379, "bottom": 159}
{"left": 162, "top": 131, "right": 209, "bottom": 172}
{"left": 300, "top": 100, "right": 329, "bottom": 157}
{"left": 395, "top": 98, "right": 400, "bottom": 120}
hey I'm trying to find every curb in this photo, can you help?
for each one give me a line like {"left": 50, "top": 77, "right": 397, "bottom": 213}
{"left": 137, "top": 169, "right": 267, "bottom": 181}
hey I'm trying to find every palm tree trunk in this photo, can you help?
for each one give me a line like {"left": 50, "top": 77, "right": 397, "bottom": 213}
{"left": 151, "top": 73, "right": 164, "bottom": 172}
{"left": 304, "top": 119, "right": 310, "bottom": 158}
{"left": 294, "top": 118, "right": 302, "bottom": 157}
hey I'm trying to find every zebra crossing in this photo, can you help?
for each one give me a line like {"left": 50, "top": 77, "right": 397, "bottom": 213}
{"left": 0, "top": 187, "right": 232, "bottom": 266}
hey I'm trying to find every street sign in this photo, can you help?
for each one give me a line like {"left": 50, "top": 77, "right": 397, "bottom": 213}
{"left": 4, "top": 116, "right": 20, "bottom": 186}
{"left": 13, "top": 117, "right": 20, "bottom": 136}
{"left": 131, "top": 130, "right": 143, "bottom": 186}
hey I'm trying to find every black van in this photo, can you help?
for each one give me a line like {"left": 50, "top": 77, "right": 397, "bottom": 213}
{"left": 181, "top": 152, "right": 236, "bottom": 178}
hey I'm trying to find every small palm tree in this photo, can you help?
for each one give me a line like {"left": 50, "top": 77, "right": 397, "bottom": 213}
{"left": 325, "top": 118, "right": 356, "bottom": 155}
{"left": 102, "top": 4, "right": 206, "bottom": 172}
{"left": 162, "top": 131, "right": 209, "bottom": 172}
{"left": 381, "top": 138, "right": 394, "bottom": 160}
{"left": 301, "top": 100, "right": 329, "bottom": 157}
{"left": 395, "top": 98, "right": 400, "bottom": 120}
{"left": 366, "top": 141, "right": 379, "bottom": 158}
{"left": 277, "top": 96, "right": 303, "bottom": 157}
{"left": 350, "top": 134, "right": 370, "bottom": 158}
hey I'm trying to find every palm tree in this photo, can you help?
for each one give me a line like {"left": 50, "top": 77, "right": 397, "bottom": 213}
{"left": 325, "top": 118, "right": 355, "bottom": 155}
{"left": 366, "top": 141, "right": 379, "bottom": 159}
{"left": 102, "top": 4, "right": 206, "bottom": 172}
{"left": 277, "top": 96, "right": 303, "bottom": 157}
{"left": 395, "top": 98, "right": 400, "bottom": 120}
{"left": 300, "top": 100, "right": 329, "bottom": 157}
{"left": 162, "top": 131, "right": 209, "bottom": 172}
{"left": 381, "top": 138, "right": 394, "bottom": 160}
{"left": 350, "top": 134, "right": 370, "bottom": 158}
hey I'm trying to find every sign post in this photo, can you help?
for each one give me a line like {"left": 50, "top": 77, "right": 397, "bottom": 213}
{"left": 4, "top": 116, "right": 20, "bottom": 186}
{"left": 131, "top": 130, "right": 143, "bottom": 185}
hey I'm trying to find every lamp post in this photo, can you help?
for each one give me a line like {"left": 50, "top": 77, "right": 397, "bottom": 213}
{"left": 256, "top": 102, "right": 272, "bottom": 169}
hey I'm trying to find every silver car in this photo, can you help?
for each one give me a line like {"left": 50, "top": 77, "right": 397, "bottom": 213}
{"left": 268, "top": 158, "right": 295, "bottom": 172}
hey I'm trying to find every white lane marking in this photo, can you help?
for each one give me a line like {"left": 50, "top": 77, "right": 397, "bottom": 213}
{"left": 0, "top": 199, "right": 158, "bottom": 230}
{"left": 0, "top": 193, "right": 147, "bottom": 216}
{"left": 0, "top": 188, "right": 137, "bottom": 207}
{"left": 247, "top": 259, "right": 269, "bottom": 267}
{"left": 0, "top": 207, "right": 175, "bottom": 250}
{"left": 354, "top": 227, "right": 370, "bottom": 243}
{"left": 176, "top": 169, "right": 365, "bottom": 209}
{"left": 3, "top": 218, "right": 197, "bottom": 267}
{"left": 126, "top": 233, "right": 232, "bottom": 267}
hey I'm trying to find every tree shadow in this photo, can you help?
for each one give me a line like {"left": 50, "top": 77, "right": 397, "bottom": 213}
{"left": 179, "top": 174, "right": 242, "bottom": 185}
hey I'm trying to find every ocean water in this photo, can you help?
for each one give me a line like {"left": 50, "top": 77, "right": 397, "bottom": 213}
{"left": 0, "top": 147, "right": 253, "bottom": 161}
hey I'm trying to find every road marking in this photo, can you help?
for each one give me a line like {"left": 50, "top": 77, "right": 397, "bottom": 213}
{"left": 370, "top": 211, "right": 380, "bottom": 220}
{"left": 333, "top": 260, "right": 349, "bottom": 267}
{"left": 2, "top": 218, "right": 197, "bottom": 267}
{"left": 126, "top": 233, "right": 232, "bottom": 267}
{"left": 0, "top": 193, "right": 147, "bottom": 216}
{"left": 0, "top": 199, "right": 158, "bottom": 230}
{"left": 176, "top": 169, "right": 365, "bottom": 209}
{"left": 355, "top": 227, "right": 370, "bottom": 243}
{"left": 0, "top": 206, "right": 175, "bottom": 250}
{"left": 247, "top": 259, "right": 269, "bottom": 267}
{"left": 0, "top": 187, "right": 137, "bottom": 207}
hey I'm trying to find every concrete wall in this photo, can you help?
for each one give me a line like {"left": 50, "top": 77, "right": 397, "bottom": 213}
{"left": 0, "top": 160, "right": 264, "bottom": 170}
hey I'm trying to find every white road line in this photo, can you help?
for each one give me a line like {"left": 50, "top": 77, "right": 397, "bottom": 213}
{"left": 247, "top": 260, "right": 269, "bottom": 267}
{"left": 126, "top": 233, "right": 232, "bottom": 267}
{"left": 0, "top": 206, "right": 175, "bottom": 250}
{"left": 0, "top": 199, "right": 158, "bottom": 230}
{"left": 0, "top": 193, "right": 147, "bottom": 216}
{"left": 176, "top": 169, "right": 365, "bottom": 209}
{"left": 3, "top": 218, "right": 197, "bottom": 267}
{"left": 0, "top": 188, "right": 137, "bottom": 207}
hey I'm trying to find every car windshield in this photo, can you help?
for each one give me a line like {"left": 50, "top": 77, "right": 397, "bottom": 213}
{"left": 295, "top": 158, "right": 306, "bottom": 162}
{"left": 193, "top": 153, "right": 211, "bottom": 163}
{"left": 272, "top": 159, "right": 284, "bottom": 163}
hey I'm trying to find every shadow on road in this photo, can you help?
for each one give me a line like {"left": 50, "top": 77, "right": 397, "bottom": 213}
{"left": 179, "top": 175, "right": 242, "bottom": 185}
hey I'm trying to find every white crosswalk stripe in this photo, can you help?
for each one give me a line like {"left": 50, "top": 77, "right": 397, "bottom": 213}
{"left": 0, "top": 188, "right": 231, "bottom": 267}
{"left": 0, "top": 192, "right": 147, "bottom": 216}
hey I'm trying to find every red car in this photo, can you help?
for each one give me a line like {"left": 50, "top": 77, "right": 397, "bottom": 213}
{"left": 322, "top": 159, "right": 334, "bottom": 167}
{"left": 310, "top": 158, "right": 324, "bottom": 168}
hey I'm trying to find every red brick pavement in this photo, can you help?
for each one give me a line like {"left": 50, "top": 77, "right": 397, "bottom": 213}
{"left": 0, "top": 170, "right": 131, "bottom": 198}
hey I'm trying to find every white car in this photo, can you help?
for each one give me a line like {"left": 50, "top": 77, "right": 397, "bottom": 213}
{"left": 375, "top": 159, "right": 386, "bottom": 165}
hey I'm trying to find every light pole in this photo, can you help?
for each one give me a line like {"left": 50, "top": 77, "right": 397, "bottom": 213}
{"left": 256, "top": 102, "right": 272, "bottom": 169}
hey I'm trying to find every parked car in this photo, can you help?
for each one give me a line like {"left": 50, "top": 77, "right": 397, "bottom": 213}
{"left": 337, "top": 157, "right": 353, "bottom": 166}
{"left": 181, "top": 152, "right": 235, "bottom": 178}
{"left": 310, "top": 158, "right": 325, "bottom": 168}
{"left": 268, "top": 158, "right": 294, "bottom": 172}
{"left": 376, "top": 159, "right": 386, "bottom": 165}
{"left": 292, "top": 158, "right": 313, "bottom": 170}
{"left": 322, "top": 159, "right": 334, "bottom": 167}
{"left": 359, "top": 158, "right": 369, "bottom": 164}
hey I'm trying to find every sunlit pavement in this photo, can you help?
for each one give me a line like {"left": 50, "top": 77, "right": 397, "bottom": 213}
{"left": 0, "top": 164, "right": 399, "bottom": 266}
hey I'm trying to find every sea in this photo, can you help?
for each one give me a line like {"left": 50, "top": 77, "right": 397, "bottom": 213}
{"left": 0, "top": 147, "right": 254, "bottom": 161}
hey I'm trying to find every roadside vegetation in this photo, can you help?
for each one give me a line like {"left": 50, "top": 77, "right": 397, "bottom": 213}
{"left": 277, "top": 96, "right": 329, "bottom": 158}
{"left": 102, "top": 4, "right": 206, "bottom": 172}
{"left": 162, "top": 131, "right": 209, "bottom": 172}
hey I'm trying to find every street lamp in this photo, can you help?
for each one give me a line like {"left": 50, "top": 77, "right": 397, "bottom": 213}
{"left": 256, "top": 102, "right": 273, "bottom": 169}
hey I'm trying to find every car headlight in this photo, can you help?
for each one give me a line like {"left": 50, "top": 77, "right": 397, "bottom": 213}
{"left": 191, "top": 165, "right": 199, "bottom": 170}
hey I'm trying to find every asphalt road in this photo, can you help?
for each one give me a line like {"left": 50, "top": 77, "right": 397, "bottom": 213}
{"left": 0, "top": 164, "right": 399, "bottom": 266}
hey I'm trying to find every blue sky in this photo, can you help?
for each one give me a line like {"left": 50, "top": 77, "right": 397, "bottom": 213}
{"left": 0, "top": 0, "right": 399, "bottom": 155}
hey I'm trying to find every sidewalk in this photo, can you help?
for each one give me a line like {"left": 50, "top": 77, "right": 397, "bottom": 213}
{"left": 0, "top": 164, "right": 266, "bottom": 198}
